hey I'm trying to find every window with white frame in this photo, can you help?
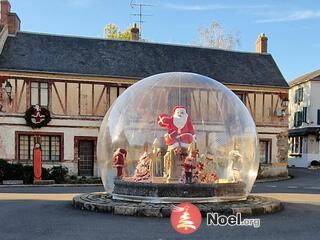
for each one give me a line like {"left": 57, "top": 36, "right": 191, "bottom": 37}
{"left": 18, "top": 134, "right": 61, "bottom": 162}
{"left": 290, "top": 136, "right": 303, "bottom": 155}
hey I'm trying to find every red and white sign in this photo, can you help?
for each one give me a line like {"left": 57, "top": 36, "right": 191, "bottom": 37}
{"left": 170, "top": 202, "right": 202, "bottom": 234}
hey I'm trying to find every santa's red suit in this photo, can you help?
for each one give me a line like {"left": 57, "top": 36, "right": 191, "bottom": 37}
{"left": 157, "top": 106, "right": 195, "bottom": 148}
{"left": 113, "top": 148, "right": 127, "bottom": 177}
{"left": 183, "top": 157, "right": 196, "bottom": 184}
{"left": 183, "top": 159, "right": 195, "bottom": 173}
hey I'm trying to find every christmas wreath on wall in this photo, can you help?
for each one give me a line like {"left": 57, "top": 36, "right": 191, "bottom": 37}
{"left": 24, "top": 105, "right": 51, "bottom": 129}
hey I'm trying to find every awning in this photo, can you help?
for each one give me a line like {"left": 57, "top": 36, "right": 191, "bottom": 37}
{"left": 288, "top": 127, "right": 320, "bottom": 137}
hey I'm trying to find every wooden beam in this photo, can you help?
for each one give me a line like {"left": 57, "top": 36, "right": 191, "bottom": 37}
{"left": 48, "top": 82, "right": 52, "bottom": 112}
{"left": 207, "top": 90, "right": 209, "bottom": 121}
{"left": 106, "top": 86, "right": 110, "bottom": 110}
{"left": 93, "top": 85, "right": 106, "bottom": 115}
{"left": 14, "top": 79, "right": 17, "bottom": 112}
{"left": 26, "top": 80, "right": 30, "bottom": 109}
{"left": 92, "top": 83, "right": 94, "bottom": 115}
{"left": 17, "top": 80, "right": 25, "bottom": 110}
{"left": 246, "top": 94, "right": 254, "bottom": 116}
{"left": 274, "top": 94, "right": 279, "bottom": 113}
{"left": 52, "top": 83, "right": 66, "bottom": 114}
{"left": 191, "top": 91, "right": 200, "bottom": 117}
{"left": 253, "top": 93, "right": 256, "bottom": 119}
{"left": 0, "top": 70, "right": 138, "bottom": 84}
{"left": 65, "top": 82, "right": 68, "bottom": 114}
{"left": 271, "top": 94, "right": 274, "bottom": 121}
{"left": 78, "top": 83, "right": 81, "bottom": 116}
{"left": 262, "top": 93, "right": 265, "bottom": 122}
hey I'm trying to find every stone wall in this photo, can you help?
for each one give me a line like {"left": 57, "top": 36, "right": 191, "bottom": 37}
{"left": 276, "top": 131, "right": 289, "bottom": 163}
{"left": 258, "top": 131, "right": 288, "bottom": 178}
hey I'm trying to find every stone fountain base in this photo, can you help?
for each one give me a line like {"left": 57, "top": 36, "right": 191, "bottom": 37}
{"left": 112, "top": 180, "right": 247, "bottom": 203}
{"left": 72, "top": 192, "right": 283, "bottom": 217}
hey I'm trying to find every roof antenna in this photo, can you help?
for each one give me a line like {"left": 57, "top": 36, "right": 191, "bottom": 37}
{"left": 130, "top": 0, "right": 153, "bottom": 39}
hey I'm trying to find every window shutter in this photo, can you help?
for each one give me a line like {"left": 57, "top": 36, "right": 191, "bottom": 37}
{"left": 298, "top": 111, "right": 302, "bottom": 126}
{"left": 302, "top": 107, "right": 307, "bottom": 122}
{"left": 294, "top": 112, "right": 298, "bottom": 127}
{"left": 299, "top": 88, "right": 304, "bottom": 102}
{"left": 318, "top": 110, "right": 320, "bottom": 125}
{"left": 294, "top": 90, "right": 298, "bottom": 103}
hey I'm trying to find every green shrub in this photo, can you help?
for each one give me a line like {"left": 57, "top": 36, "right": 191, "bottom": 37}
{"left": 0, "top": 160, "right": 9, "bottom": 181}
{"left": 49, "top": 166, "right": 68, "bottom": 183}
{"left": 21, "top": 165, "right": 33, "bottom": 184}
{"left": 0, "top": 161, "right": 69, "bottom": 184}
{"left": 0, "top": 160, "right": 52, "bottom": 184}
{"left": 21, "top": 166, "right": 51, "bottom": 184}
{"left": 0, "top": 159, "right": 9, "bottom": 168}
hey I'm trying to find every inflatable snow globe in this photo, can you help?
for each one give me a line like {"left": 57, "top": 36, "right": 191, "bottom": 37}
{"left": 97, "top": 72, "right": 258, "bottom": 203}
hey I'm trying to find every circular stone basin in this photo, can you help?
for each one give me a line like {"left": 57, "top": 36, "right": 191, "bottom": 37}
{"left": 73, "top": 193, "right": 283, "bottom": 217}
{"left": 112, "top": 180, "right": 246, "bottom": 203}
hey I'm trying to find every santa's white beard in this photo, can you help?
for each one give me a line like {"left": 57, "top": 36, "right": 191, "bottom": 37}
{"left": 173, "top": 115, "right": 188, "bottom": 130}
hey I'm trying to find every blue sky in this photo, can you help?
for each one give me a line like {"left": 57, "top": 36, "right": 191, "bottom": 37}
{"left": 10, "top": 0, "right": 320, "bottom": 82}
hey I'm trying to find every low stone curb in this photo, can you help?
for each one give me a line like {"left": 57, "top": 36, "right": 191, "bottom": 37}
{"left": 308, "top": 166, "right": 320, "bottom": 170}
{"left": 72, "top": 192, "right": 283, "bottom": 218}
{"left": 255, "top": 176, "right": 291, "bottom": 183}
{"left": 0, "top": 184, "right": 103, "bottom": 188}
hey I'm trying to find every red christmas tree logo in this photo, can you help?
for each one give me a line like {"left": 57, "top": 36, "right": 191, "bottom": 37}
{"left": 170, "top": 202, "right": 202, "bottom": 234}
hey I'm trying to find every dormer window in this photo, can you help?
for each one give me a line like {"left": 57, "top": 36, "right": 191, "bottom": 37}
{"left": 31, "top": 82, "right": 48, "bottom": 107}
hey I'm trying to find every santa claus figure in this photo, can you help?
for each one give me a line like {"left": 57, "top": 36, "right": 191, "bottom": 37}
{"left": 113, "top": 148, "right": 127, "bottom": 178}
{"left": 183, "top": 156, "right": 196, "bottom": 184}
{"left": 157, "top": 105, "right": 195, "bottom": 149}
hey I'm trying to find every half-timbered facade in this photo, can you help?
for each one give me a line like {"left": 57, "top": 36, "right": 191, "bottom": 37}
{"left": 0, "top": 1, "right": 289, "bottom": 178}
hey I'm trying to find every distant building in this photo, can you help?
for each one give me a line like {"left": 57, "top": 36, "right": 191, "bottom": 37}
{"left": 288, "top": 69, "right": 320, "bottom": 167}
{"left": 0, "top": 0, "right": 289, "bottom": 177}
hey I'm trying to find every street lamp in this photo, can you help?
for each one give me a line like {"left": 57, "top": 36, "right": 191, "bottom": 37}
{"left": 4, "top": 80, "right": 12, "bottom": 102}
{"left": 281, "top": 97, "right": 289, "bottom": 108}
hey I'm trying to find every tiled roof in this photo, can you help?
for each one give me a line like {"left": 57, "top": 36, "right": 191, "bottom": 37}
{"left": 289, "top": 69, "right": 320, "bottom": 87}
{"left": 0, "top": 31, "right": 288, "bottom": 87}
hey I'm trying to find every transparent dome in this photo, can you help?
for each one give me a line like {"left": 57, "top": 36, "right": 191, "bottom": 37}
{"left": 97, "top": 72, "right": 258, "bottom": 202}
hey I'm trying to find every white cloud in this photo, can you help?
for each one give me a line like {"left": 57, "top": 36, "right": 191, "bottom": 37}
{"left": 256, "top": 10, "right": 320, "bottom": 23}
{"left": 162, "top": 3, "right": 269, "bottom": 11}
{"left": 66, "top": 0, "right": 96, "bottom": 7}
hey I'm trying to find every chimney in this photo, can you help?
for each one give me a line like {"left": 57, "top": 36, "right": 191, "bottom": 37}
{"left": 256, "top": 33, "right": 268, "bottom": 53}
{"left": 0, "top": 0, "right": 20, "bottom": 35}
{"left": 130, "top": 23, "right": 139, "bottom": 41}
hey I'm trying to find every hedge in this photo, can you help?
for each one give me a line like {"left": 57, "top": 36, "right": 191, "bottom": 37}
{"left": 0, "top": 160, "right": 68, "bottom": 184}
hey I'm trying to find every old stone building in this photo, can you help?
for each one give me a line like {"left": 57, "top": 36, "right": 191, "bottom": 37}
{"left": 0, "top": 0, "right": 289, "bottom": 177}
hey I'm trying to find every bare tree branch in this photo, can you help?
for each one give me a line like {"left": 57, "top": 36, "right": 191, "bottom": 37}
{"left": 196, "top": 21, "right": 241, "bottom": 50}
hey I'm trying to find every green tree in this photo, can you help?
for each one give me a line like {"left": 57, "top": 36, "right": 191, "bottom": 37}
{"left": 196, "top": 21, "right": 240, "bottom": 50}
{"left": 104, "top": 23, "right": 131, "bottom": 40}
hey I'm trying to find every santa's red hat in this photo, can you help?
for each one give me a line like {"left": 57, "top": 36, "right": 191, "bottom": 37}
{"left": 113, "top": 148, "right": 127, "bottom": 158}
{"left": 172, "top": 105, "right": 186, "bottom": 114}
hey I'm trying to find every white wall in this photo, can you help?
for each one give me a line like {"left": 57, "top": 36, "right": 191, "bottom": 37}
{"left": 309, "top": 81, "right": 320, "bottom": 125}
{"left": 0, "top": 114, "right": 100, "bottom": 175}
{"left": 288, "top": 81, "right": 320, "bottom": 167}
{"left": 289, "top": 81, "right": 320, "bottom": 128}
